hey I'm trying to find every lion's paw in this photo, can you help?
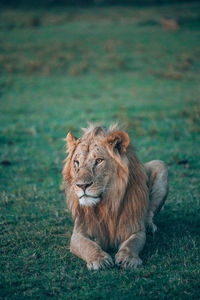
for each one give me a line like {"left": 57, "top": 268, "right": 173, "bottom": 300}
{"left": 115, "top": 251, "right": 142, "bottom": 269}
{"left": 87, "top": 253, "right": 114, "bottom": 270}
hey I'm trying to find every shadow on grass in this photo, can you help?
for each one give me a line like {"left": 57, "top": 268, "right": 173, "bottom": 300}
{"left": 142, "top": 209, "right": 200, "bottom": 265}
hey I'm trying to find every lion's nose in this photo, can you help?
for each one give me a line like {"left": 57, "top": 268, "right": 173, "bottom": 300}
{"left": 76, "top": 182, "right": 93, "bottom": 191}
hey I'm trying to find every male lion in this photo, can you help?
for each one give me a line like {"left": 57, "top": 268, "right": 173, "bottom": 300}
{"left": 63, "top": 124, "right": 168, "bottom": 270}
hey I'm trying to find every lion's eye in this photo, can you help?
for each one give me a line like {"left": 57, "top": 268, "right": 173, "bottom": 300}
{"left": 74, "top": 160, "right": 79, "bottom": 168}
{"left": 95, "top": 158, "right": 104, "bottom": 165}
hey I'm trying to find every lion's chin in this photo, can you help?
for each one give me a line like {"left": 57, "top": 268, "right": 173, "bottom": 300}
{"left": 79, "top": 196, "right": 101, "bottom": 207}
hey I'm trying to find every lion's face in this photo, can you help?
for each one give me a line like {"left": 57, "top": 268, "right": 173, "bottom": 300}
{"left": 71, "top": 139, "right": 114, "bottom": 206}
{"left": 66, "top": 126, "right": 130, "bottom": 206}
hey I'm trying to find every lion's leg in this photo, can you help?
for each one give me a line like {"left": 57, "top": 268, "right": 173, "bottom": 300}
{"left": 115, "top": 230, "right": 146, "bottom": 269}
{"left": 144, "top": 160, "right": 168, "bottom": 234}
{"left": 70, "top": 230, "right": 114, "bottom": 270}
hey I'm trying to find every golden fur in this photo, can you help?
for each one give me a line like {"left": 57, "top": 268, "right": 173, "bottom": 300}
{"left": 63, "top": 124, "right": 168, "bottom": 270}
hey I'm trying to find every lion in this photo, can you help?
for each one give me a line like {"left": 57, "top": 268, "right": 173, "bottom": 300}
{"left": 62, "top": 124, "right": 168, "bottom": 270}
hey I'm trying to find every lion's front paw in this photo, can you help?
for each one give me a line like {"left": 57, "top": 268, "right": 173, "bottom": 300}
{"left": 87, "top": 252, "right": 114, "bottom": 270}
{"left": 115, "top": 251, "right": 142, "bottom": 269}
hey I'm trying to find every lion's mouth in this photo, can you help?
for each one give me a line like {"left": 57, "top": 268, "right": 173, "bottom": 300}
{"left": 78, "top": 193, "right": 102, "bottom": 206}
{"left": 79, "top": 193, "right": 102, "bottom": 199}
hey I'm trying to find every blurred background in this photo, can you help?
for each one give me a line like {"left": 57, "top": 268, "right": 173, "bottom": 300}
{"left": 0, "top": 0, "right": 200, "bottom": 299}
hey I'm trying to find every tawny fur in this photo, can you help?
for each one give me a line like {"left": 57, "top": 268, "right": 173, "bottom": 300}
{"left": 62, "top": 125, "right": 168, "bottom": 270}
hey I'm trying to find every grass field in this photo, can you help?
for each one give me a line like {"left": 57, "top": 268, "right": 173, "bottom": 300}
{"left": 0, "top": 2, "right": 200, "bottom": 299}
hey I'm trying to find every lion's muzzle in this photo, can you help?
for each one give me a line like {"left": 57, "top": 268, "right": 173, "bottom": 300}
{"left": 75, "top": 181, "right": 102, "bottom": 206}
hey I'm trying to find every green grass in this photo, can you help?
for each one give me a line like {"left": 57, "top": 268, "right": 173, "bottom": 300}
{"left": 0, "top": 2, "right": 200, "bottom": 299}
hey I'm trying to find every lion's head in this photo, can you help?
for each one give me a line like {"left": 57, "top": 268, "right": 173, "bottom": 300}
{"left": 63, "top": 124, "right": 130, "bottom": 207}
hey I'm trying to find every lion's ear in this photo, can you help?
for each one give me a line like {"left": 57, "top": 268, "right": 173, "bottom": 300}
{"left": 64, "top": 131, "right": 77, "bottom": 152}
{"left": 106, "top": 131, "right": 130, "bottom": 154}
